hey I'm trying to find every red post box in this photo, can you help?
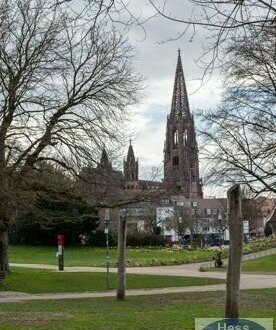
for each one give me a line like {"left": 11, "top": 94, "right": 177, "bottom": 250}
{"left": 58, "top": 234, "right": 64, "bottom": 246}
{"left": 57, "top": 234, "right": 64, "bottom": 271}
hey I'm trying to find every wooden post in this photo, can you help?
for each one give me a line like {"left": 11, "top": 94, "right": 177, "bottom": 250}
{"left": 117, "top": 215, "right": 127, "bottom": 300}
{"left": 225, "top": 184, "right": 243, "bottom": 318}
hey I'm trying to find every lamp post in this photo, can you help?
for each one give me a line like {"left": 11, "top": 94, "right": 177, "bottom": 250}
{"left": 104, "top": 208, "right": 110, "bottom": 289}
{"left": 178, "top": 216, "right": 183, "bottom": 247}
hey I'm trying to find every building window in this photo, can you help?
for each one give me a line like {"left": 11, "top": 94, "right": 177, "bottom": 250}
{"left": 213, "top": 208, "right": 217, "bottom": 215}
{"left": 176, "top": 201, "right": 184, "bottom": 206}
{"left": 192, "top": 201, "right": 198, "bottom": 207}
{"left": 137, "top": 220, "right": 145, "bottom": 232}
{"left": 173, "top": 130, "right": 179, "bottom": 147}
{"left": 206, "top": 208, "right": 212, "bottom": 215}
{"left": 172, "top": 156, "right": 179, "bottom": 166}
{"left": 183, "top": 130, "right": 187, "bottom": 144}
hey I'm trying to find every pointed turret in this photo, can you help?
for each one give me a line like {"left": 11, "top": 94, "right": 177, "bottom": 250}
{"left": 124, "top": 140, "right": 138, "bottom": 181}
{"left": 98, "top": 148, "right": 112, "bottom": 170}
{"left": 171, "top": 49, "right": 190, "bottom": 118}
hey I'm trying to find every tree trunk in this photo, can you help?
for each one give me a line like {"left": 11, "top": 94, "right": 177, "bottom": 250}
{"left": 0, "top": 197, "right": 16, "bottom": 273}
{"left": 225, "top": 184, "right": 243, "bottom": 318}
{"left": 190, "top": 228, "right": 194, "bottom": 246}
{"left": 0, "top": 231, "right": 9, "bottom": 272}
{"left": 270, "top": 222, "right": 276, "bottom": 238}
{"left": 117, "top": 215, "right": 127, "bottom": 300}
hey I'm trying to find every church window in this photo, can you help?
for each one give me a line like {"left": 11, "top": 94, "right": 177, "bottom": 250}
{"left": 173, "top": 130, "right": 179, "bottom": 147}
{"left": 183, "top": 130, "right": 187, "bottom": 144}
{"left": 172, "top": 156, "right": 179, "bottom": 166}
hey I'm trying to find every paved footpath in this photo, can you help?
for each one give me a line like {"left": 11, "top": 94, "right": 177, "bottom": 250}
{"left": 2, "top": 249, "right": 275, "bottom": 303}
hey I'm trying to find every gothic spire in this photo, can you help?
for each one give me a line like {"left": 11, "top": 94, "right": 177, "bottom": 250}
{"left": 171, "top": 50, "right": 190, "bottom": 118}
{"left": 126, "top": 139, "right": 135, "bottom": 162}
{"left": 164, "top": 50, "right": 203, "bottom": 198}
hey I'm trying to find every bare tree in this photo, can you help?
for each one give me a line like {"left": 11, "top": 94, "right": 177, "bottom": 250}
{"left": 169, "top": 206, "right": 201, "bottom": 246}
{"left": 210, "top": 201, "right": 228, "bottom": 242}
{"left": 149, "top": 0, "right": 276, "bottom": 30}
{"left": 198, "top": 26, "right": 276, "bottom": 195}
{"left": 0, "top": 0, "right": 141, "bottom": 272}
{"left": 148, "top": 0, "right": 276, "bottom": 73}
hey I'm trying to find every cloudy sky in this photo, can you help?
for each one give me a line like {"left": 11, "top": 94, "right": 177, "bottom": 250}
{"left": 117, "top": 1, "right": 224, "bottom": 195}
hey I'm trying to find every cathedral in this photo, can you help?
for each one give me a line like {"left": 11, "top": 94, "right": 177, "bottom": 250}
{"left": 82, "top": 51, "right": 269, "bottom": 239}
{"left": 90, "top": 50, "right": 203, "bottom": 199}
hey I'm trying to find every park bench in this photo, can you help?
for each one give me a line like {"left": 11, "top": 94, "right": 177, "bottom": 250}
{"left": 0, "top": 271, "right": 6, "bottom": 290}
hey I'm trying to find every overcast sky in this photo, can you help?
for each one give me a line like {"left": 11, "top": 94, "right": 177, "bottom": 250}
{"left": 114, "top": 1, "right": 224, "bottom": 196}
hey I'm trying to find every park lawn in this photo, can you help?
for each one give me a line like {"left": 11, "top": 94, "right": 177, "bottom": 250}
{"left": 0, "top": 289, "right": 275, "bottom": 329}
{"left": 9, "top": 239, "right": 276, "bottom": 267}
{"left": 3, "top": 267, "right": 225, "bottom": 293}
{"left": 242, "top": 254, "right": 276, "bottom": 273}
{"left": 9, "top": 245, "right": 215, "bottom": 267}
{"left": 205, "top": 254, "right": 276, "bottom": 273}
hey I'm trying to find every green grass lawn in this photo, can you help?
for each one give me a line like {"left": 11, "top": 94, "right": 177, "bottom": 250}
{"left": 204, "top": 254, "right": 276, "bottom": 273}
{"left": 9, "top": 245, "right": 216, "bottom": 267}
{"left": 0, "top": 289, "right": 275, "bottom": 329}
{"left": 242, "top": 254, "right": 276, "bottom": 273}
{"left": 9, "top": 238, "right": 276, "bottom": 268}
{"left": 3, "top": 267, "right": 224, "bottom": 293}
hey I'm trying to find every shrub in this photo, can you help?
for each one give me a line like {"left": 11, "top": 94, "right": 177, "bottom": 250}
{"left": 126, "top": 232, "right": 169, "bottom": 247}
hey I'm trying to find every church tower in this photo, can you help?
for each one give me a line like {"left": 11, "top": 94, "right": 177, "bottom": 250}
{"left": 164, "top": 50, "right": 203, "bottom": 198}
{"left": 124, "top": 140, "right": 138, "bottom": 181}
